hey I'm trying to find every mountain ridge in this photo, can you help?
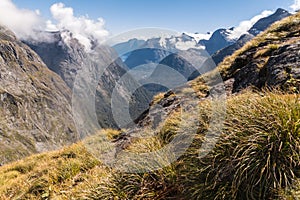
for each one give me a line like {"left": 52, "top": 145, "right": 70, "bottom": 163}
{"left": 0, "top": 26, "right": 78, "bottom": 164}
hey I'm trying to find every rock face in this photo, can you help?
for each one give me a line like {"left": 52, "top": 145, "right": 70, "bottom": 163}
{"left": 232, "top": 42, "right": 300, "bottom": 93}
{"left": 0, "top": 26, "right": 77, "bottom": 163}
{"left": 25, "top": 31, "right": 151, "bottom": 129}
{"left": 25, "top": 31, "right": 86, "bottom": 89}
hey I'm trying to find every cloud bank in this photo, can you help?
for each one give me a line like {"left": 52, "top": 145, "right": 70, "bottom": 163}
{"left": 47, "top": 3, "right": 109, "bottom": 50}
{"left": 291, "top": 0, "right": 300, "bottom": 12}
{"left": 0, "top": 0, "right": 43, "bottom": 39}
{"left": 0, "top": 1, "right": 109, "bottom": 50}
{"left": 228, "top": 10, "right": 273, "bottom": 39}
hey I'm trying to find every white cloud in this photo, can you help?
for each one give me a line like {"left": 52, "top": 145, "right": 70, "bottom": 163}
{"left": 228, "top": 10, "right": 273, "bottom": 40}
{"left": 49, "top": 3, "right": 109, "bottom": 50}
{"left": 0, "top": 0, "right": 43, "bottom": 39}
{"left": 184, "top": 32, "right": 212, "bottom": 42}
{"left": 0, "top": 1, "right": 109, "bottom": 50}
{"left": 290, "top": 0, "right": 300, "bottom": 12}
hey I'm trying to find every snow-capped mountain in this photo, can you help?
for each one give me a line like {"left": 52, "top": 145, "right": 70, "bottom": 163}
{"left": 142, "top": 33, "right": 204, "bottom": 51}
{"left": 199, "top": 28, "right": 236, "bottom": 55}
{"left": 111, "top": 8, "right": 291, "bottom": 82}
{"left": 114, "top": 33, "right": 206, "bottom": 69}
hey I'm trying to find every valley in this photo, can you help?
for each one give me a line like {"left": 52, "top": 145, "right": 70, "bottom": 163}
{"left": 0, "top": 2, "right": 299, "bottom": 200}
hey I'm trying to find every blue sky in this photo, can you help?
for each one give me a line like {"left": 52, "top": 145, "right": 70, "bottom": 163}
{"left": 11, "top": 0, "right": 296, "bottom": 35}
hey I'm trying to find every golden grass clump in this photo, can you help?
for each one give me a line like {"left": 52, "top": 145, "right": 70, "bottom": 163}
{"left": 188, "top": 92, "right": 300, "bottom": 199}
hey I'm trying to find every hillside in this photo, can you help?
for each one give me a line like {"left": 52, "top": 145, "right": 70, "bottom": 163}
{"left": 25, "top": 31, "right": 151, "bottom": 129}
{"left": 0, "top": 91, "right": 299, "bottom": 199}
{"left": 0, "top": 10, "right": 300, "bottom": 200}
{"left": 0, "top": 26, "right": 77, "bottom": 164}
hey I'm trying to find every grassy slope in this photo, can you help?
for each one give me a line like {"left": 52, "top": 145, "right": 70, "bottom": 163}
{"left": 1, "top": 11, "right": 300, "bottom": 200}
{"left": 0, "top": 92, "right": 299, "bottom": 199}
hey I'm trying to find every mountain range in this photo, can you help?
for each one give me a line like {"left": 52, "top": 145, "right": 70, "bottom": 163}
{"left": 0, "top": 8, "right": 292, "bottom": 164}
{"left": 113, "top": 8, "right": 291, "bottom": 78}
{"left": 0, "top": 8, "right": 299, "bottom": 199}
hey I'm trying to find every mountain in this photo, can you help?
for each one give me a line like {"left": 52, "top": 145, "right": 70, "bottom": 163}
{"left": 115, "top": 8, "right": 291, "bottom": 71}
{"left": 112, "top": 38, "right": 146, "bottom": 60}
{"left": 212, "top": 10, "right": 299, "bottom": 93}
{"left": 24, "top": 31, "right": 85, "bottom": 89}
{"left": 0, "top": 10, "right": 300, "bottom": 200}
{"left": 123, "top": 33, "right": 203, "bottom": 69}
{"left": 124, "top": 48, "right": 170, "bottom": 69}
{"left": 142, "top": 33, "right": 202, "bottom": 51}
{"left": 249, "top": 8, "right": 291, "bottom": 36}
{"left": 0, "top": 26, "right": 77, "bottom": 164}
{"left": 199, "top": 28, "right": 236, "bottom": 55}
{"left": 212, "top": 8, "right": 291, "bottom": 65}
{"left": 25, "top": 31, "right": 151, "bottom": 129}
{"left": 212, "top": 33, "right": 255, "bottom": 65}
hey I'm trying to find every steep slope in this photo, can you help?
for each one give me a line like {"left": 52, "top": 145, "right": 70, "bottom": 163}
{"left": 24, "top": 31, "right": 85, "bottom": 89}
{"left": 0, "top": 26, "right": 77, "bottom": 164}
{"left": 25, "top": 32, "right": 151, "bottom": 129}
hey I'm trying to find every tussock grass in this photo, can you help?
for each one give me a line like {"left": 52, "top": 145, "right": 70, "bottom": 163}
{"left": 83, "top": 92, "right": 300, "bottom": 200}
{"left": 0, "top": 92, "right": 299, "bottom": 199}
{"left": 1, "top": 12, "right": 300, "bottom": 198}
{"left": 0, "top": 143, "right": 102, "bottom": 199}
{"left": 187, "top": 92, "right": 300, "bottom": 199}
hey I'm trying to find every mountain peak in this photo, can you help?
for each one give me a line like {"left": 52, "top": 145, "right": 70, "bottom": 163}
{"left": 199, "top": 28, "right": 235, "bottom": 54}
{"left": 275, "top": 8, "right": 288, "bottom": 14}
{"left": 249, "top": 8, "right": 291, "bottom": 36}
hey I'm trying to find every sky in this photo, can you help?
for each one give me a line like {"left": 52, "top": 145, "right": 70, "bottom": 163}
{"left": 10, "top": 0, "right": 297, "bottom": 34}
{"left": 0, "top": 0, "right": 299, "bottom": 49}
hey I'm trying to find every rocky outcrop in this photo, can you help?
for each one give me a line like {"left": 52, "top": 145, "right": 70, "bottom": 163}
{"left": 231, "top": 42, "right": 300, "bottom": 92}
{"left": 0, "top": 26, "right": 77, "bottom": 163}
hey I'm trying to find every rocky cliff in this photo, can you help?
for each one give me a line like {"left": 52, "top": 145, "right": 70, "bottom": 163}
{"left": 0, "top": 26, "right": 77, "bottom": 163}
